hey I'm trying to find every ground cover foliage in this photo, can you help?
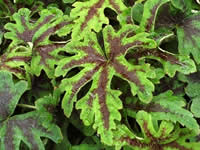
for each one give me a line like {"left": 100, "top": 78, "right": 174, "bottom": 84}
{"left": 0, "top": 0, "right": 200, "bottom": 149}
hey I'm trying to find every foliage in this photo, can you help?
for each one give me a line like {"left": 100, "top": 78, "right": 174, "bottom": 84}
{"left": 0, "top": 0, "right": 200, "bottom": 150}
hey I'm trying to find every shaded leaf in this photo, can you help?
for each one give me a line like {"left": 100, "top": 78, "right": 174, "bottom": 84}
{"left": 176, "top": 13, "right": 200, "bottom": 64}
{"left": 0, "top": 95, "right": 62, "bottom": 150}
{"left": 139, "top": 0, "right": 170, "bottom": 32}
{"left": 0, "top": 71, "right": 27, "bottom": 121}
{"left": 0, "top": 111, "right": 62, "bottom": 150}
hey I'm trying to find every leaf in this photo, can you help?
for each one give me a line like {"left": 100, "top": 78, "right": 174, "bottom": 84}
{"left": 191, "top": 96, "right": 200, "bottom": 118}
{"left": 180, "top": 70, "right": 200, "bottom": 118}
{"left": 176, "top": 12, "right": 200, "bottom": 64}
{"left": 131, "top": 3, "right": 144, "bottom": 23}
{"left": 55, "top": 25, "right": 156, "bottom": 145}
{"left": 151, "top": 91, "right": 199, "bottom": 132}
{"left": 126, "top": 91, "right": 199, "bottom": 132}
{"left": 4, "top": 8, "right": 72, "bottom": 77}
{"left": 0, "top": 111, "right": 62, "bottom": 150}
{"left": 70, "top": 0, "right": 126, "bottom": 39}
{"left": 139, "top": 0, "right": 170, "bottom": 32}
{"left": 121, "top": 111, "right": 200, "bottom": 150}
{"left": 171, "top": 0, "right": 192, "bottom": 14}
{"left": 128, "top": 48, "right": 196, "bottom": 77}
{"left": 0, "top": 95, "right": 62, "bottom": 150}
{"left": 0, "top": 70, "right": 27, "bottom": 121}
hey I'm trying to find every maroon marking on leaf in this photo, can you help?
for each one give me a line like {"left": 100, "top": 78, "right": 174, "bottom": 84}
{"left": 122, "top": 121, "right": 192, "bottom": 150}
{"left": 6, "top": 56, "right": 31, "bottom": 62}
{"left": 107, "top": 32, "right": 143, "bottom": 58}
{"left": 121, "top": 136, "right": 148, "bottom": 148}
{"left": 34, "top": 21, "right": 71, "bottom": 45}
{"left": 109, "top": 0, "right": 121, "bottom": 13}
{"left": 87, "top": 89, "right": 96, "bottom": 107}
{"left": 5, "top": 117, "right": 47, "bottom": 150}
{"left": 68, "top": 65, "right": 101, "bottom": 105}
{"left": 16, "top": 15, "right": 54, "bottom": 43}
{"left": 35, "top": 43, "right": 65, "bottom": 67}
{"left": 80, "top": 0, "right": 105, "bottom": 31}
{"left": 146, "top": 0, "right": 162, "bottom": 32}
{"left": 62, "top": 46, "right": 106, "bottom": 70}
{"left": 124, "top": 102, "right": 170, "bottom": 113}
{"left": 127, "top": 49, "right": 181, "bottom": 65}
{"left": 0, "top": 54, "right": 30, "bottom": 74}
{"left": 0, "top": 64, "right": 25, "bottom": 74}
{"left": 96, "top": 66, "right": 110, "bottom": 129}
{"left": 113, "top": 61, "right": 145, "bottom": 91}
{"left": 181, "top": 15, "right": 200, "bottom": 49}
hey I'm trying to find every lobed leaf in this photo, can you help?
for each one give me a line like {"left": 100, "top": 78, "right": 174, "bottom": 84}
{"left": 4, "top": 8, "right": 72, "bottom": 77}
{"left": 56, "top": 25, "right": 156, "bottom": 145}
{"left": 128, "top": 48, "right": 196, "bottom": 77}
{"left": 0, "top": 71, "right": 27, "bottom": 121}
{"left": 121, "top": 111, "right": 200, "bottom": 150}
{"left": 0, "top": 95, "right": 62, "bottom": 150}
{"left": 70, "top": 0, "right": 126, "bottom": 39}
{"left": 139, "top": 0, "right": 170, "bottom": 32}
{"left": 126, "top": 91, "right": 199, "bottom": 132}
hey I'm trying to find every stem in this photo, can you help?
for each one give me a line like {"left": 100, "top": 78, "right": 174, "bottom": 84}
{"left": 17, "top": 104, "right": 37, "bottom": 110}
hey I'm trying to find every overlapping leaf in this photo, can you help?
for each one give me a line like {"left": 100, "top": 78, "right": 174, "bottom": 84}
{"left": 139, "top": 0, "right": 170, "bottom": 32}
{"left": 55, "top": 25, "right": 156, "bottom": 145}
{"left": 3, "top": 8, "right": 72, "bottom": 78}
{"left": 128, "top": 48, "right": 196, "bottom": 77}
{"left": 176, "top": 12, "right": 200, "bottom": 64}
{"left": 0, "top": 94, "right": 63, "bottom": 150}
{"left": 70, "top": 0, "right": 126, "bottom": 38}
{"left": 120, "top": 111, "right": 200, "bottom": 150}
{"left": 0, "top": 71, "right": 27, "bottom": 121}
{"left": 143, "top": 0, "right": 200, "bottom": 64}
{"left": 126, "top": 91, "right": 199, "bottom": 132}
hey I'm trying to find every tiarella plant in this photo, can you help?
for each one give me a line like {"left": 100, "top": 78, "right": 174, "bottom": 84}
{"left": 0, "top": 0, "right": 200, "bottom": 150}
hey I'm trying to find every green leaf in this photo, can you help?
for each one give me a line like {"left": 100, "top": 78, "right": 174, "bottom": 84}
{"left": 131, "top": 3, "right": 144, "bottom": 23}
{"left": 151, "top": 91, "right": 199, "bottom": 132}
{"left": 128, "top": 48, "right": 196, "bottom": 77}
{"left": 121, "top": 111, "right": 200, "bottom": 150}
{"left": 0, "top": 71, "right": 27, "bottom": 121}
{"left": 191, "top": 96, "right": 200, "bottom": 118}
{"left": 171, "top": 0, "right": 192, "bottom": 14}
{"left": 4, "top": 8, "right": 72, "bottom": 78}
{"left": 63, "top": 0, "right": 76, "bottom": 4}
{"left": 56, "top": 25, "right": 156, "bottom": 145}
{"left": 139, "top": 0, "right": 170, "bottom": 32}
{"left": 127, "top": 91, "right": 199, "bottom": 132}
{"left": 70, "top": 0, "right": 126, "bottom": 39}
